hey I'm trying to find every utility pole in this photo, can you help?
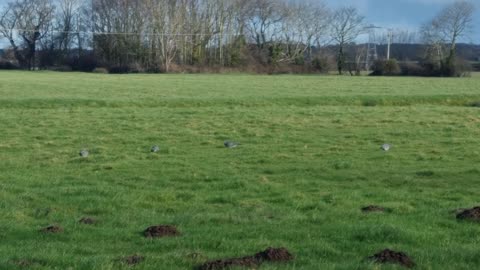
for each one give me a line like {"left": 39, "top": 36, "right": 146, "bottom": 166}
{"left": 387, "top": 29, "right": 393, "bottom": 60}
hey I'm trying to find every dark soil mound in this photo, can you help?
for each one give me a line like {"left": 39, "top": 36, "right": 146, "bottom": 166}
{"left": 198, "top": 256, "right": 259, "bottom": 270}
{"left": 457, "top": 207, "right": 480, "bottom": 221}
{"left": 144, "top": 225, "right": 180, "bottom": 238}
{"left": 362, "top": 205, "right": 385, "bottom": 213}
{"left": 40, "top": 225, "right": 63, "bottom": 234}
{"left": 118, "top": 255, "right": 145, "bottom": 266}
{"left": 254, "top": 247, "right": 294, "bottom": 262}
{"left": 198, "top": 247, "right": 293, "bottom": 270}
{"left": 79, "top": 217, "right": 97, "bottom": 225}
{"left": 369, "top": 249, "right": 415, "bottom": 268}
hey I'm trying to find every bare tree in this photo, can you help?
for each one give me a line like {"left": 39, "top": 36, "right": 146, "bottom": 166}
{"left": 92, "top": 0, "right": 147, "bottom": 68}
{"left": 279, "top": 1, "right": 330, "bottom": 64}
{"left": 421, "top": 22, "right": 445, "bottom": 64}
{"left": 0, "top": 2, "right": 25, "bottom": 66}
{"left": 330, "top": 6, "right": 365, "bottom": 75}
{"left": 146, "top": 0, "right": 185, "bottom": 72}
{"left": 0, "top": 0, "right": 55, "bottom": 69}
{"left": 244, "top": 0, "right": 285, "bottom": 49}
{"left": 303, "top": 1, "right": 330, "bottom": 56}
{"left": 56, "top": 0, "right": 81, "bottom": 52}
{"left": 421, "top": 0, "right": 475, "bottom": 71}
{"left": 0, "top": 0, "right": 358, "bottom": 73}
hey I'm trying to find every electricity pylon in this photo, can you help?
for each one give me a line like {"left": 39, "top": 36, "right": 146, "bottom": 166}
{"left": 364, "top": 25, "right": 381, "bottom": 70}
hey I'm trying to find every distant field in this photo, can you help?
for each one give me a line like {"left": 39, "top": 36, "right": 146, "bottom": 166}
{"left": 0, "top": 71, "right": 479, "bottom": 269}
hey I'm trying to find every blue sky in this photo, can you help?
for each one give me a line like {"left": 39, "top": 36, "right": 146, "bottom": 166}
{"left": 325, "top": 0, "right": 480, "bottom": 43}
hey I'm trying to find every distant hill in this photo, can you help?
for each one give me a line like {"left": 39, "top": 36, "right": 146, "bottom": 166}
{"left": 456, "top": 44, "right": 480, "bottom": 62}
{"left": 322, "top": 43, "right": 480, "bottom": 62}
{"left": 376, "top": 43, "right": 480, "bottom": 62}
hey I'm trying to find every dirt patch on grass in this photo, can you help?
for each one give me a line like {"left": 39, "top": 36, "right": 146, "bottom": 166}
{"left": 40, "top": 225, "right": 63, "bottom": 234}
{"left": 362, "top": 205, "right": 385, "bottom": 213}
{"left": 119, "top": 255, "right": 145, "bottom": 266}
{"left": 456, "top": 207, "right": 480, "bottom": 222}
{"left": 144, "top": 225, "right": 180, "bottom": 238}
{"left": 198, "top": 247, "right": 293, "bottom": 270}
{"left": 198, "top": 255, "right": 259, "bottom": 270}
{"left": 369, "top": 249, "right": 415, "bottom": 268}
{"left": 79, "top": 217, "right": 97, "bottom": 225}
{"left": 255, "top": 247, "right": 293, "bottom": 262}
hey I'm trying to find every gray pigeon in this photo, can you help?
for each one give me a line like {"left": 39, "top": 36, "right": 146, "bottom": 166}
{"left": 151, "top": 145, "right": 160, "bottom": 153}
{"left": 224, "top": 141, "right": 239, "bottom": 148}
{"left": 79, "top": 149, "right": 89, "bottom": 158}
{"left": 381, "top": 144, "right": 391, "bottom": 151}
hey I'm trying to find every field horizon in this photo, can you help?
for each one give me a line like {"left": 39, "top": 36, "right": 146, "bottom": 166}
{"left": 1, "top": 71, "right": 479, "bottom": 269}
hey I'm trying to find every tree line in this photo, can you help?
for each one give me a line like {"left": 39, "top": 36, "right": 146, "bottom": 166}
{"left": 0, "top": 0, "right": 476, "bottom": 76}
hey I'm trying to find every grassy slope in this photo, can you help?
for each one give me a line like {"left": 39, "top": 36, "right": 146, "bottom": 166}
{"left": 0, "top": 71, "right": 479, "bottom": 270}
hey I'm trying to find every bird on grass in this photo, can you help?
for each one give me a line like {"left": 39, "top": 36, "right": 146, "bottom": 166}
{"left": 381, "top": 144, "right": 391, "bottom": 152}
{"left": 151, "top": 145, "right": 160, "bottom": 153}
{"left": 224, "top": 141, "right": 239, "bottom": 148}
{"left": 79, "top": 149, "right": 89, "bottom": 158}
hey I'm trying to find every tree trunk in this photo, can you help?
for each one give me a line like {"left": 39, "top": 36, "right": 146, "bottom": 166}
{"left": 337, "top": 45, "right": 344, "bottom": 75}
{"left": 9, "top": 39, "right": 27, "bottom": 68}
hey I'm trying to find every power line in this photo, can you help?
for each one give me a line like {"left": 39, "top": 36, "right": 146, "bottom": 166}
{"left": 0, "top": 28, "right": 241, "bottom": 37}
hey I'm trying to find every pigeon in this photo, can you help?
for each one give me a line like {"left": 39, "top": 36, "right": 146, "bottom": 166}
{"left": 224, "top": 141, "right": 239, "bottom": 148}
{"left": 151, "top": 145, "right": 160, "bottom": 153}
{"left": 381, "top": 144, "right": 391, "bottom": 151}
{"left": 79, "top": 149, "right": 89, "bottom": 158}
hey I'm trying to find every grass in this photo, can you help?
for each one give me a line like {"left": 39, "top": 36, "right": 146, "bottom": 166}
{"left": 0, "top": 71, "right": 479, "bottom": 269}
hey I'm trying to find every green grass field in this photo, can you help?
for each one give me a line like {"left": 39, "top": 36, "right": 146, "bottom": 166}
{"left": 0, "top": 71, "right": 479, "bottom": 270}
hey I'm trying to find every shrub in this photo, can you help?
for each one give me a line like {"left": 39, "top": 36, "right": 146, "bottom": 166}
{"left": 411, "top": 58, "right": 472, "bottom": 77}
{"left": 108, "top": 65, "right": 131, "bottom": 74}
{"left": 92, "top": 67, "right": 109, "bottom": 74}
{"left": 0, "top": 61, "right": 18, "bottom": 70}
{"left": 268, "top": 44, "right": 283, "bottom": 65}
{"left": 294, "top": 55, "right": 305, "bottom": 65}
{"left": 108, "top": 63, "right": 144, "bottom": 74}
{"left": 384, "top": 59, "right": 401, "bottom": 75}
{"left": 38, "top": 50, "right": 59, "bottom": 68}
{"left": 129, "top": 62, "right": 145, "bottom": 73}
{"left": 400, "top": 62, "right": 425, "bottom": 76}
{"left": 472, "top": 62, "right": 480, "bottom": 72}
{"left": 311, "top": 57, "right": 330, "bottom": 73}
{"left": 50, "top": 66, "right": 72, "bottom": 72}
{"left": 145, "top": 64, "right": 162, "bottom": 73}
{"left": 67, "top": 54, "right": 97, "bottom": 72}
{"left": 370, "top": 61, "right": 385, "bottom": 76}
{"left": 449, "top": 58, "right": 471, "bottom": 77}
{"left": 370, "top": 59, "right": 401, "bottom": 76}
